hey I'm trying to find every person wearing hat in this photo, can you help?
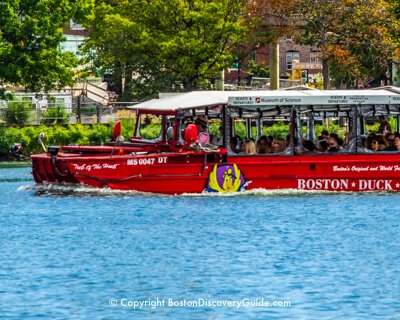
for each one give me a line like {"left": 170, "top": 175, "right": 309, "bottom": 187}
{"left": 195, "top": 116, "right": 210, "bottom": 145}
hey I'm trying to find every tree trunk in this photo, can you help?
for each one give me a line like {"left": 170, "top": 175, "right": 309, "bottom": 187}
{"left": 322, "top": 58, "right": 330, "bottom": 89}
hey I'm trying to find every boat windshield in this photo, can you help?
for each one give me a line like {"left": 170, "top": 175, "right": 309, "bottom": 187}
{"left": 134, "top": 113, "right": 163, "bottom": 141}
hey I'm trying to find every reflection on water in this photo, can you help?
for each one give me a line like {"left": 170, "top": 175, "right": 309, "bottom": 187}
{"left": 1, "top": 167, "right": 400, "bottom": 319}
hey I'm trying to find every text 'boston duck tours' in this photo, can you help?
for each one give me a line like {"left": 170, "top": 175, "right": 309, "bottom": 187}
{"left": 31, "top": 87, "right": 400, "bottom": 194}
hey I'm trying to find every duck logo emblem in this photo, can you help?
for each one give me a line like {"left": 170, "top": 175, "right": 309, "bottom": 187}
{"left": 207, "top": 164, "right": 246, "bottom": 192}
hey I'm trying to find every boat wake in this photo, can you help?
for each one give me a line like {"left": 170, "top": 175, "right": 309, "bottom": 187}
{"left": 18, "top": 183, "right": 150, "bottom": 197}
{"left": 17, "top": 183, "right": 370, "bottom": 197}
{"left": 183, "top": 188, "right": 337, "bottom": 197}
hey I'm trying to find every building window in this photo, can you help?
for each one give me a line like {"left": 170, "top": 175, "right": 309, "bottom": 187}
{"left": 284, "top": 36, "right": 293, "bottom": 42}
{"left": 69, "top": 19, "right": 84, "bottom": 30}
{"left": 310, "top": 50, "right": 321, "bottom": 63}
{"left": 286, "top": 51, "right": 300, "bottom": 71}
{"left": 60, "top": 35, "right": 86, "bottom": 57}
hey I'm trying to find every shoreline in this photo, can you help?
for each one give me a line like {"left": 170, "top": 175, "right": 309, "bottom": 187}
{"left": 0, "top": 161, "right": 31, "bottom": 168}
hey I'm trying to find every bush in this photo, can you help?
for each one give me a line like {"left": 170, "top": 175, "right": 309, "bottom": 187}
{"left": 4, "top": 99, "right": 31, "bottom": 126}
{"left": 0, "top": 127, "right": 12, "bottom": 156}
{"left": 139, "top": 123, "right": 162, "bottom": 139}
{"left": 121, "top": 118, "right": 136, "bottom": 139}
{"left": 0, "top": 124, "right": 113, "bottom": 158}
{"left": 41, "top": 105, "right": 70, "bottom": 125}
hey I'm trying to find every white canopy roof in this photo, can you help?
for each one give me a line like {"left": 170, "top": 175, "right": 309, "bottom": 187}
{"left": 130, "top": 88, "right": 400, "bottom": 112}
{"left": 130, "top": 91, "right": 233, "bottom": 111}
{"left": 228, "top": 89, "right": 400, "bottom": 107}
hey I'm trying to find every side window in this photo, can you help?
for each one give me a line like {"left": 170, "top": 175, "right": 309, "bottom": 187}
{"left": 228, "top": 113, "right": 290, "bottom": 155}
{"left": 286, "top": 51, "right": 300, "bottom": 71}
{"left": 137, "top": 114, "right": 162, "bottom": 140}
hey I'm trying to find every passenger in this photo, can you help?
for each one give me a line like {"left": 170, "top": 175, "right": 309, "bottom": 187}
{"left": 230, "top": 136, "right": 240, "bottom": 153}
{"left": 337, "top": 137, "right": 344, "bottom": 148}
{"left": 394, "top": 134, "right": 400, "bottom": 151}
{"left": 327, "top": 135, "right": 340, "bottom": 152}
{"left": 368, "top": 134, "right": 385, "bottom": 151}
{"left": 318, "top": 130, "right": 329, "bottom": 141}
{"left": 195, "top": 116, "right": 210, "bottom": 145}
{"left": 376, "top": 135, "right": 386, "bottom": 151}
{"left": 378, "top": 115, "right": 392, "bottom": 134}
{"left": 317, "top": 140, "right": 328, "bottom": 152}
{"left": 384, "top": 133, "right": 396, "bottom": 151}
{"left": 271, "top": 138, "right": 285, "bottom": 153}
{"left": 303, "top": 140, "right": 317, "bottom": 152}
{"left": 256, "top": 135, "right": 269, "bottom": 154}
{"left": 369, "top": 139, "right": 380, "bottom": 152}
{"left": 242, "top": 139, "right": 256, "bottom": 154}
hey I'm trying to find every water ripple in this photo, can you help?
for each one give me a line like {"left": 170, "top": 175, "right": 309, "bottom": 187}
{"left": 2, "top": 167, "right": 400, "bottom": 319}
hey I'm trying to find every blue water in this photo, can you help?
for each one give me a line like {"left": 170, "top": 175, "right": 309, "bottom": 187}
{"left": 1, "top": 167, "right": 400, "bottom": 319}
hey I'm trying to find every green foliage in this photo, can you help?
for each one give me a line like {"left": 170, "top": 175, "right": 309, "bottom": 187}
{"left": 0, "top": 0, "right": 94, "bottom": 91}
{"left": 121, "top": 118, "right": 135, "bottom": 139}
{"left": 83, "top": 0, "right": 249, "bottom": 100}
{"left": 41, "top": 105, "right": 70, "bottom": 125}
{"left": 234, "top": 121, "right": 246, "bottom": 138}
{"left": 0, "top": 124, "right": 112, "bottom": 157}
{"left": 0, "top": 89, "right": 13, "bottom": 100}
{"left": 4, "top": 99, "right": 31, "bottom": 126}
{"left": 263, "top": 121, "right": 290, "bottom": 138}
{"left": 0, "top": 127, "right": 11, "bottom": 155}
{"left": 314, "top": 123, "right": 346, "bottom": 138}
{"left": 139, "top": 123, "right": 162, "bottom": 139}
{"left": 246, "top": 59, "right": 270, "bottom": 78}
{"left": 234, "top": 121, "right": 290, "bottom": 139}
{"left": 208, "top": 121, "right": 223, "bottom": 137}
{"left": 232, "top": 120, "right": 347, "bottom": 140}
{"left": 366, "top": 117, "right": 397, "bottom": 134}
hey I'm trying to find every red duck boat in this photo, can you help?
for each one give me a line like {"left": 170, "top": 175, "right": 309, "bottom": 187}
{"left": 31, "top": 88, "right": 400, "bottom": 194}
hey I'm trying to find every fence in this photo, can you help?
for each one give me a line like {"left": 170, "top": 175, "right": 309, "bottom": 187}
{"left": 250, "top": 77, "right": 302, "bottom": 89}
{"left": 0, "top": 99, "right": 138, "bottom": 126}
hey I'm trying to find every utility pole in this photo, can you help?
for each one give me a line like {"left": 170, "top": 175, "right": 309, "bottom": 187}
{"left": 269, "top": 41, "right": 280, "bottom": 90}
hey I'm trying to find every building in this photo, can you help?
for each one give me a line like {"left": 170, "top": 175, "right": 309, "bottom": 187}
{"left": 225, "top": 37, "right": 322, "bottom": 87}
{"left": 60, "top": 20, "right": 90, "bottom": 59}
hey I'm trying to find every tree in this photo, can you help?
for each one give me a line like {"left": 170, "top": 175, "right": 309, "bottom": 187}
{"left": 0, "top": 0, "right": 94, "bottom": 92}
{"left": 294, "top": 0, "right": 400, "bottom": 88}
{"left": 83, "top": 0, "right": 248, "bottom": 100}
{"left": 247, "top": 59, "right": 270, "bottom": 78}
{"left": 248, "top": 0, "right": 400, "bottom": 89}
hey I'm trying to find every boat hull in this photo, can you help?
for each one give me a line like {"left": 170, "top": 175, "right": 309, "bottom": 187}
{"left": 31, "top": 151, "right": 400, "bottom": 194}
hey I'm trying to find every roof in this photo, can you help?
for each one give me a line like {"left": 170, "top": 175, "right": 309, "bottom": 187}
{"left": 130, "top": 91, "right": 233, "bottom": 111}
{"left": 228, "top": 89, "right": 400, "bottom": 108}
{"left": 129, "top": 88, "right": 400, "bottom": 113}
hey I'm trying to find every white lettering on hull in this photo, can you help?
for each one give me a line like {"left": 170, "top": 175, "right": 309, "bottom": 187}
{"left": 127, "top": 157, "right": 168, "bottom": 166}
{"left": 358, "top": 180, "right": 393, "bottom": 191}
{"left": 333, "top": 165, "right": 400, "bottom": 172}
{"left": 72, "top": 163, "right": 120, "bottom": 171}
{"left": 298, "top": 179, "right": 394, "bottom": 191}
{"left": 298, "top": 179, "right": 349, "bottom": 190}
